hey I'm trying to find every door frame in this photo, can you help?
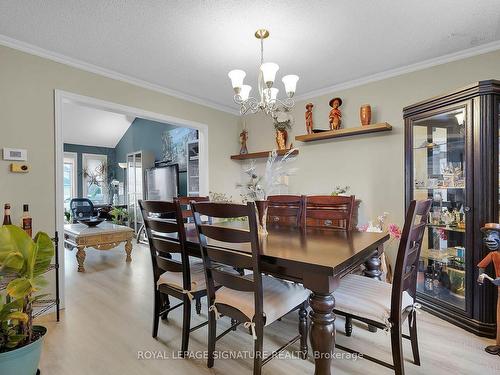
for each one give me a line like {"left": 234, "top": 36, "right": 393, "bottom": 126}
{"left": 54, "top": 90, "right": 210, "bottom": 307}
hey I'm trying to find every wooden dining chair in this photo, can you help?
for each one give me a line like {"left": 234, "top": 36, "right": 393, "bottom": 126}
{"left": 177, "top": 196, "right": 209, "bottom": 221}
{"left": 305, "top": 195, "right": 356, "bottom": 230}
{"left": 191, "top": 202, "right": 310, "bottom": 375}
{"left": 333, "top": 199, "right": 432, "bottom": 375}
{"left": 138, "top": 199, "right": 209, "bottom": 356}
{"left": 267, "top": 195, "right": 305, "bottom": 227}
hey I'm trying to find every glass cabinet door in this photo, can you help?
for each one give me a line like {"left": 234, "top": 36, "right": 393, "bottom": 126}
{"left": 413, "top": 107, "right": 467, "bottom": 311}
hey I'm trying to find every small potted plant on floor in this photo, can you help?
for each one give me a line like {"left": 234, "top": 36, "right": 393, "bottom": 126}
{"left": 0, "top": 225, "right": 55, "bottom": 375}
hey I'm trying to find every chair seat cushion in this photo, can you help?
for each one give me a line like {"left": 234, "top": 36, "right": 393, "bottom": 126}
{"left": 334, "top": 274, "right": 414, "bottom": 328}
{"left": 214, "top": 274, "right": 310, "bottom": 326}
{"left": 157, "top": 261, "right": 207, "bottom": 293}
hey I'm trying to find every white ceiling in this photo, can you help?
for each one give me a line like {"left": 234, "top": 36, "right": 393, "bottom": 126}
{"left": 1, "top": 1, "right": 500, "bottom": 113}
{"left": 63, "top": 101, "right": 134, "bottom": 148}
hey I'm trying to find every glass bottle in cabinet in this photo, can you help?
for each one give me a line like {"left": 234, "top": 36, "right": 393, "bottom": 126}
{"left": 412, "top": 108, "right": 467, "bottom": 310}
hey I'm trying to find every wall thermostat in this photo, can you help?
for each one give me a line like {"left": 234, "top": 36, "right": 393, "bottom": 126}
{"left": 3, "top": 148, "right": 27, "bottom": 161}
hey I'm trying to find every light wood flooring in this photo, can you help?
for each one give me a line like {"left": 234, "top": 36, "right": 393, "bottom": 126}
{"left": 37, "top": 243, "right": 499, "bottom": 375}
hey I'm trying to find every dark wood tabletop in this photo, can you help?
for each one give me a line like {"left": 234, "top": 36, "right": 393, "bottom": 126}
{"left": 176, "top": 221, "right": 389, "bottom": 375}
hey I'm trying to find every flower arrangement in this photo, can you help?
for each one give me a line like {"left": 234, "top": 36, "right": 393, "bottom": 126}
{"left": 237, "top": 148, "right": 298, "bottom": 202}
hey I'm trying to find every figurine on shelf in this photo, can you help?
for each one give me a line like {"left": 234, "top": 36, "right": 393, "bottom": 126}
{"left": 328, "top": 97, "right": 342, "bottom": 130}
{"left": 477, "top": 223, "right": 500, "bottom": 355}
{"left": 305, "top": 103, "right": 314, "bottom": 134}
{"left": 239, "top": 129, "right": 248, "bottom": 155}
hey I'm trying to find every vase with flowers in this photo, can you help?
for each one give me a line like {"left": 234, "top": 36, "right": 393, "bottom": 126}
{"left": 237, "top": 148, "right": 298, "bottom": 234}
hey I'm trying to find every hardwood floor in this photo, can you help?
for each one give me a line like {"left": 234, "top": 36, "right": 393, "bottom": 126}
{"left": 37, "top": 243, "right": 498, "bottom": 375}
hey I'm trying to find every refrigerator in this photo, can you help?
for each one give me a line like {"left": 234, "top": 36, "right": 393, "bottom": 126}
{"left": 146, "top": 164, "right": 179, "bottom": 201}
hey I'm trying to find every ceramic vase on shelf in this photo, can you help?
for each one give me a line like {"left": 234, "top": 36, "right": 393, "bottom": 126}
{"left": 275, "top": 129, "right": 288, "bottom": 150}
{"left": 254, "top": 200, "right": 269, "bottom": 235}
{"left": 360, "top": 104, "right": 371, "bottom": 126}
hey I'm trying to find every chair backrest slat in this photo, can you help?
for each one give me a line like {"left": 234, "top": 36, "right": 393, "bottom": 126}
{"left": 267, "top": 195, "right": 305, "bottom": 227}
{"left": 146, "top": 219, "right": 180, "bottom": 234}
{"left": 198, "top": 224, "right": 251, "bottom": 243}
{"left": 305, "top": 195, "right": 355, "bottom": 230}
{"left": 139, "top": 199, "right": 192, "bottom": 288}
{"left": 390, "top": 199, "right": 432, "bottom": 323}
{"left": 206, "top": 247, "right": 254, "bottom": 269}
{"left": 211, "top": 268, "right": 255, "bottom": 292}
{"left": 192, "top": 201, "right": 264, "bottom": 321}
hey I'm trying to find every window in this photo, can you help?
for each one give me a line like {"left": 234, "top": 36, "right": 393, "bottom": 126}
{"left": 82, "top": 153, "right": 108, "bottom": 204}
{"left": 63, "top": 152, "right": 77, "bottom": 211}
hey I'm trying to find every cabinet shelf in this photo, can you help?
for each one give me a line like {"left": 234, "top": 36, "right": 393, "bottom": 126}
{"left": 230, "top": 149, "right": 299, "bottom": 160}
{"left": 295, "top": 122, "right": 392, "bottom": 142}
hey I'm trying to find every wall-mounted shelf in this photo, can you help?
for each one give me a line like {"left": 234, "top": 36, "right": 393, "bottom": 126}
{"left": 295, "top": 122, "right": 392, "bottom": 142}
{"left": 230, "top": 149, "right": 299, "bottom": 160}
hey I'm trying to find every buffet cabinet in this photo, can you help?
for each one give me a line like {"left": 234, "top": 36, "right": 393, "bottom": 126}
{"left": 404, "top": 80, "right": 500, "bottom": 338}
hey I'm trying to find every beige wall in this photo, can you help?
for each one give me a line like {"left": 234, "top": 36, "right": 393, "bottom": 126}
{"left": 0, "top": 45, "right": 240, "bottom": 234}
{"left": 243, "top": 49, "right": 500, "bottom": 262}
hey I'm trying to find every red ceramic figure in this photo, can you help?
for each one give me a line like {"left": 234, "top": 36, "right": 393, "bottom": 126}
{"left": 328, "top": 97, "right": 342, "bottom": 130}
{"left": 305, "top": 103, "right": 314, "bottom": 134}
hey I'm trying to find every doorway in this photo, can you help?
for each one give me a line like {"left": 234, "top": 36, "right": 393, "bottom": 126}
{"left": 54, "top": 90, "right": 210, "bottom": 307}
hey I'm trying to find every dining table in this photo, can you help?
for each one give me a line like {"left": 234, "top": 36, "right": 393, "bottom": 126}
{"left": 178, "top": 222, "right": 389, "bottom": 375}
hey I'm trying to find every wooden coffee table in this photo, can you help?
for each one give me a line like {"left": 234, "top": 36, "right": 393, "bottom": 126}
{"left": 64, "top": 222, "right": 134, "bottom": 272}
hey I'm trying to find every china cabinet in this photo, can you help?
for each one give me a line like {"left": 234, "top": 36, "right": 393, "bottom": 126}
{"left": 404, "top": 80, "right": 500, "bottom": 338}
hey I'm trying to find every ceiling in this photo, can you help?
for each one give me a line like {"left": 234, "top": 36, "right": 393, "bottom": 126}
{"left": 63, "top": 102, "right": 134, "bottom": 148}
{"left": 1, "top": 1, "right": 500, "bottom": 113}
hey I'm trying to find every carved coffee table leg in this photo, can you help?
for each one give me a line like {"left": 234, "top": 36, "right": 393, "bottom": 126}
{"left": 76, "top": 246, "right": 86, "bottom": 272}
{"left": 125, "top": 239, "right": 133, "bottom": 262}
{"left": 309, "top": 292, "right": 335, "bottom": 375}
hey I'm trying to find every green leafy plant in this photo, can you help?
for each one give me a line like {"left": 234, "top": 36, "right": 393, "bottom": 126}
{"left": 0, "top": 225, "right": 54, "bottom": 352}
{"left": 110, "top": 207, "right": 128, "bottom": 225}
{"left": 331, "top": 185, "right": 350, "bottom": 196}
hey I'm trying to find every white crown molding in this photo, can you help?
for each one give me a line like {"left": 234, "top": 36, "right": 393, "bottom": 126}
{"left": 0, "top": 34, "right": 240, "bottom": 116}
{"left": 294, "top": 39, "right": 500, "bottom": 102}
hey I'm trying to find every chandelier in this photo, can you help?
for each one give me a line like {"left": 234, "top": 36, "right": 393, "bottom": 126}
{"left": 228, "top": 29, "right": 299, "bottom": 119}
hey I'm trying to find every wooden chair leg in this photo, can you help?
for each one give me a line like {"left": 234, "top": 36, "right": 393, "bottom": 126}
{"left": 408, "top": 310, "right": 421, "bottom": 366}
{"left": 152, "top": 291, "right": 160, "bottom": 338}
{"left": 207, "top": 309, "right": 217, "bottom": 368}
{"left": 345, "top": 315, "right": 353, "bottom": 337}
{"left": 390, "top": 322, "right": 405, "bottom": 375}
{"left": 161, "top": 294, "right": 170, "bottom": 320}
{"left": 180, "top": 295, "right": 191, "bottom": 357}
{"left": 299, "top": 302, "right": 308, "bottom": 359}
{"left": 195, "top": 297, "right": 202, "bottom": 315}
{"left": 253, "top": 323, "right": 264, "bottom": 375}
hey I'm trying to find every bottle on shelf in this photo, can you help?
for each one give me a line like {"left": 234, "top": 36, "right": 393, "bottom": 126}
{"left": 21, "top": 204, "right": 32, "bottom": 237}
{"left": 3, "top": 203, "right": 12, "bottom": 225}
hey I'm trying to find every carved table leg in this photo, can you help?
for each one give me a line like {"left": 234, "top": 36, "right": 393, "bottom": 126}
{"left": 309, "top": 292, "right": 335, "bottom": 375}
{"left": 76, "top": 246, "right": 86, "bottom": 272}
{"left": 364, "top": 248, "right": 382, "bottom": 332}
{"left": 363, "top": 249, "right": 382, "bottom": 281}
{"left": 125, "top": 239, "right": 133, "bottom": 262}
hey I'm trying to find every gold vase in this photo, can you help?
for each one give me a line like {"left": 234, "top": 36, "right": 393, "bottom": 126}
{"left": 275, "top": 129, "right": 288, "bottom": 150}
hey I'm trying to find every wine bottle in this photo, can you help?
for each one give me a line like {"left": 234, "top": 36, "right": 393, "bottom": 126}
{"left": 3, "top": 203, "right": 12, "bottom": 225}
{"left": 21, "top": 204, "right": 32, "bottom": 237}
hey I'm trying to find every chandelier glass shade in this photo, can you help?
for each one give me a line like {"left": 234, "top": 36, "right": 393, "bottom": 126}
{"left": 228, "top": 29, "right": 299, "bottom": 118}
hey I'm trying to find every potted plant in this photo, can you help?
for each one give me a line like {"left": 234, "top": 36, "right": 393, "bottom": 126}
{"left": 0, "top": 225, "right": 55, "bottom": 375}
{"left": 110, "top": 207, "right": 128, "bottom": 225}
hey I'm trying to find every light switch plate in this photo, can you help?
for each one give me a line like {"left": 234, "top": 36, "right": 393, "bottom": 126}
{"left": 3, "top": 148, "right": 27, "bottom": 161}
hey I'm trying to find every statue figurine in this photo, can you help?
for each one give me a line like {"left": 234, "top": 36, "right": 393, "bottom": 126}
{"left": 477, "top": 223, "right": 500, "bottom": 355}
{"left": 239, "top": 129, "right": 248, "bottom": 155}
{"left": 328, "top": 97, "right": 342, "bottom": 130}
{"left": 305, "top": 103, "right": 314, "bottom": 134}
